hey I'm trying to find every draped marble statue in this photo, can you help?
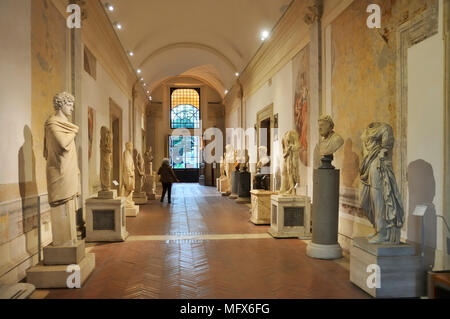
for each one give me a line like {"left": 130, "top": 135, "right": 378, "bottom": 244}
{"left": 134, "top": 149, "right": 145, "bottom": 193}
{"left": 318, "top": 115, "right": 344, "bottom": 169}
{"left": 144, "top": 147, "right": 153, "bottom": 176}
{"left": 100, "top": 126, "right": 113, "bottom": 191}
{"left": 121, "top": 142, "right": 135, "bottom": 207}
{"left": 224, "top": 144, "right": 235, "bottom": 193}
{"left": 360, "top": 122, "right": 404, "bottom": 244}
{"left": 44, "top": 92, "right": 80, "bottom": 246}
{"left": 280, "top": 130, "right": 300, "bottom": 195}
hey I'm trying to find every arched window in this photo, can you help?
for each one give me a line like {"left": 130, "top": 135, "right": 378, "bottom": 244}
{"left": 170, "top": 88, "right": 200, "bottom": 129}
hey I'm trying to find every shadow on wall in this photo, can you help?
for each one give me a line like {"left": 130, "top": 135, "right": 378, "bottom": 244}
{"left": 18, "top": 125, "right": 38, "bottom": 257}
{"left": 407, "top": 159, "right": 437, "bottom": 270}
{"left": 342, "top": 138, "right": 360, "bottom": 188}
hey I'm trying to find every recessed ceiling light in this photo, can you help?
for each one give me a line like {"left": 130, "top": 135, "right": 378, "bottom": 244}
{"left": 128, "top": 51, "right": 134, "bottom": 56}
{"left": 105, "top": 3, "right": 114, "bottom": 12}
{"left": 137, "top": 69, "right": 142, "bottom": 74}
{"left": 143, "top": 83, "right": 147, "bottom": 87}
{"left": 261, "top": 30, "right": 270, "bottom": 41}
{"left": 224, "top": 90, "right": 229, "bottom": 95}
{"left": 235, "top": 72, "right": 239, "bottom": 77}
{"left": 114, "top": 22, "right": 122, "bottom": 30}
{"left": 146, "top": 90, "right": 150, "bottom": 94}
{"left": 149, "top": 96, "right": 152, "bottom": 101}
{"left": 140, "top": 77, "right": 144, "bottom": 81}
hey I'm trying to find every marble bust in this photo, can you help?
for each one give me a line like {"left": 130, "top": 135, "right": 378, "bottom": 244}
{"left": 121, "top": 142, "right": 135, "bottom": 207}
{"left": 44, "top": 92, "right": 80, "bottom": 246}
{"left": 318, "top": 115, "right": 344, "bottom": 169}
{"left": 100, "top": 126, "right": 113, "bottom": 191}
{"left": 257, "top": 146, "right": 270, "bottom": 172}
{"left": 280, "top": 130, "right": 300, "bottom": 195}
{"left": 360, "top": 122, "right": 404, "bottom": 244}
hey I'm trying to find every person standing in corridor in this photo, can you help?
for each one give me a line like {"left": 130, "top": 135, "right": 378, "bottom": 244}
{"left": 157, "top": 158, "right": 180, "bottom": 203}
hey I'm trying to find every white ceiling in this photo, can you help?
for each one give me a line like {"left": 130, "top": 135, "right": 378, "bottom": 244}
{"left": 100, "top": 0, "right": 293, "bottom": 98}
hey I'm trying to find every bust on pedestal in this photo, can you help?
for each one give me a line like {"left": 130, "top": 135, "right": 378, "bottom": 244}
{"left": 269, "top": 130, "right": 311, "bottom": 239}
{"left": 307, "top": 115, "right": 344, "bottom": 260}
{"left": 143, "top": 147, "right": 156, "bottom": 200}
{"left": 122, "top": 142, "right": 139, "bottom": 216}
{"left": 85, "top": 126, "right": 128, "bottom": 242}
{"left": 253, "top": 146, "right": 271, "bottom": 190}
{"left": 27, "top": 92, "right": 95, "bottom": 288}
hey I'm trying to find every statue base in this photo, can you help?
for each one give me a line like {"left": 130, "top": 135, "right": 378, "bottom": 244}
{"left": 43, "top": 240, "right": 86, "bottom": 265}
{"left": 229, "top": 193, "right": 238, "bottom": 199}
{"left": 306, "top": 242, "right": 342, "bottom": 260}
{"left": 268, "top": 195, "right": 311, "bottom": 239}
{"left": 133, "top": 192, "right": 148, "bottom": 205}
{"left": 98, "top": 189, "right": 117, "bottom": 199}
{"left": 219, "top": 178, "right": 229, "bottom": 194}
{"left": 144, "top": 175, "right": 156, "bottom": 200}
{"left": 125, "top": 205, "right": 139, "bottom": 217}
{"left": 250, "top": 190, "right": 275, "bottom": 225}
{"left": 236, "top": 171, "right": 251, "bottom": 204}
{"left": 26, "top": 252, "right": 95, "bottom": 289}
{"left": 229, "top": 171, "right": 240, "bottom": 199}
{"left": 350, "top": 237, "right": 423, "bottom": 298}
{"left": 85, "top": 197, "right": 128, "bottom": 242}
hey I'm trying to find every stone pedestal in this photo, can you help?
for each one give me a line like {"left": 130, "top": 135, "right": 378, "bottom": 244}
{"left": 50, "top": 199, "right": 78, "bottom": 247}
{"left": 236, "top": 171, "right": 251, "bottom": 204}
{"left": 133, "top": 191, "right": 148, "bottom": 205}
{"left": 268, "top": 195, "right": 311, "bottom": 239}
{"left": 85, "top": 197, "right": 128, "bottom": 242}
{"left": 219, "top": 178, "right": 230, "bottom": 196}
{"left": 250, "top": 190, "right": 275, "bottom": 225}
{"left": 98, "top": 189, "right": 117, "bottom": 200}
{"left": 144, "top": 175, "right": 156, "bottom": 200}
{"left": 350, "top": 237, "right": 423, "bottom": 298}
{"left": 125, "top": 204, "right": 139, "bottom": 217}
{"left": 216, "top": 178, "right": 221, "bottom": 191}
{"left": 307, "top": 168, "right": 342, "bottom": 260}
{"left": 26, "top": 239, "right": 95, "bottom": 289}
{"left": 229, "top": 170, "right": 240, "bottom": 199}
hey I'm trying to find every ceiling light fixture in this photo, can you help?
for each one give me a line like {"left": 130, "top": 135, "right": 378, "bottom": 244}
{"left": 146, "top": 90, "right": 150, "bottom": 94}
{"left": 137, "top": 69, "right": 142, "bottom": 74}
{"left": 114, "top": 22, "right": 122, "bottom": 30}
{"left": 105, "top": 3, "right": 114, "bottom": 12}
{"left": 261, "top": 30, "right": 270, "bottom": 41}
{"left": 235, "top": 72, "right": 239, "bottom": 77}
{"left": 149, "top": 96, "right": 152, "bottom": 101}
{"left": 128, "top": 51, "right": 134, "bottom": 57}
{"left": 143, "top": 83, "right": 147, "bottom": 87}
{"left": 224, "top": 90, "right": 229, "bottom": 95}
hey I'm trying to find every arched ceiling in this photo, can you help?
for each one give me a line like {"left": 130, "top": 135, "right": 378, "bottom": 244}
{"left": 100, "top": 0, "right": 293, "bottom": 98}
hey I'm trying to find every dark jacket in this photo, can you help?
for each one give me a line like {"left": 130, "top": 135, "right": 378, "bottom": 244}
{"left": 157, "top": 164, "right": 178, "bottom": 183}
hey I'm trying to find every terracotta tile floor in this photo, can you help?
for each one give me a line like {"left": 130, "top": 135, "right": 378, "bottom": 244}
{"left": 45, "top": 184, "right": 369, "bottom": 299}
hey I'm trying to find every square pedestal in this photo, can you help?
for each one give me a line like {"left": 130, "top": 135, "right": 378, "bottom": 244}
{"left": 85, "top": 197, "right": 128, "bottom": 242}
{"left": 26, "top": 253, "right": 95, "bottom": 289}
{"left": 268, "top": 195, "right": 311, "bottom": 239}
{"left": 350, "top": 237, "right": 423, "bottom": 298}
{"left": 133, "top": 192, "right": 148, "bottom": 205}
{"left": 43, "top": 240, "right": 86, "bottom": 265}
{"left": 144, "top": 175, "right": 156, "bottom": 200}
{"left": 125, "top": 205, "right": 139, "bottom": 217}
{"left": 250, "top": 190, "right": 275, "bottom": 225}
{"left": 98, "top": 189, "right": 117, "bottom": 199}
{"left": 219, "top": 178, "right": 230, "bottom": 195}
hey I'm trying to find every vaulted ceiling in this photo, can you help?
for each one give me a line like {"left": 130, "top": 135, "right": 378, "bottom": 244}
{"left": 100, "top": 0, "right": 293, "bottom": 98}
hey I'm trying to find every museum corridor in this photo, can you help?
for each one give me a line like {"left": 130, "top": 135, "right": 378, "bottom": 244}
{"left": 39, "top": 184, "right": 368, "bottom": 299}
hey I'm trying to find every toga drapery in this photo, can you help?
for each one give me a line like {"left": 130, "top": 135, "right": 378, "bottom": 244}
{"left": 44, "top": 116, "right": 80, "bottom": 207}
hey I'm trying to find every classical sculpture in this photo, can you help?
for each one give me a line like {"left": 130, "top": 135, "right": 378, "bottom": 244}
{"left": 238, "top": 149, "right": 249, "bottom": 172}
{"left": 280, "top": 130, "right": 300, "bottom": 195}
{"left": 100, "top": 126, "right": 113, "bottom": 191}
{"left": 121, "top": 142, "right": 135, "bottom": 206}
{"left": 219, "top": 154, "right": 226, "bottom": 178}
{"left": 318, "top": 115, "right": 344, "bottom": 168}
{"left": 360, "top": 122, "right": 404, "bottom": 244}
{"left": 44, "top": 92, "right": 80, "bottom": 246}
{"left": 224, "top": 144, "right": 235, "bottom": 191}
{"left": 144, "top": 147, "right": 153, "bottom": 176}
{"left": 253, "top": 146, "right": 271, "bottom": 190}
{"left": 134, "top": 149, "right": 145, "bottom": 193}
{"left": 256, "top": 146, "right": 270, "bottom": 172}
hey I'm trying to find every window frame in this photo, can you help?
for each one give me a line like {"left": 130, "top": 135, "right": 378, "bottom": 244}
{"left": 170, "top": 87, "right": 201, "bottom": 129}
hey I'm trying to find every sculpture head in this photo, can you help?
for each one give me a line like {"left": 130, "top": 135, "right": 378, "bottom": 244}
{"left": 100, "top": 126, "right": 110, "bottom": 139}
{"left": 125, "top": 142, "right": 133, "bottom": 152}
{"left": 53, "top": 92, "right": 75, "bottom": 118}
{"left": 318, "top": 115, "right": 334, "bottom": 138}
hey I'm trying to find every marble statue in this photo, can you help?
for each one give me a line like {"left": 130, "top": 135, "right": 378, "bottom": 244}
{"left": 134, "top": 149, "right": 145, "bottom": 193}
{"left": 219, "top": 154, "right": 226, "bottom": 178}
{"left": 318, "top": 115, "right": 344, "bottom": 169}
{"left": 238, "top": 149, "right": 249, "bottom": 172}
{"left": 100, "top": 126, "right": 113, "bottom": 191}
{"left": 44, "top": 92, "right": 80, "bottom": 246}
{"left": 224, "top": 144, "right": 235, "bottom": 191}
{"left": 360, "top": 122, "right": 404, "bottom": 244}
{"left": 144, "top": 146, "right": 153, "bottom": 176}
{"left": 257, "top": 146, "right": 270, "bottom": 172}
{"left": 121, "top": 142, "right": 135, "bottom": 207}
{"left": 280, "top": 130, "right": 300, "bottom": 195}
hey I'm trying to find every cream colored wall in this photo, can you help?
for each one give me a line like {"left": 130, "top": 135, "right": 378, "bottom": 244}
{"left": 82, "top": 45, "right": 131, "bottom": 196}
{"left": 406, "top": 3, "right": 448, "bottom": 270}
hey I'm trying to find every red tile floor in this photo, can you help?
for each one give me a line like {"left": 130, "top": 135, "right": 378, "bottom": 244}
{"left": 44, "top": 184, "right": 369, "bottom": 299}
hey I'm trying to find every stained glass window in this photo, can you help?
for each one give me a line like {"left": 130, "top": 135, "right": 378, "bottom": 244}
{"left": 169, "top": 136, "right": 200, "bottom": 169}
{"left": 170, "top": 88, "right": 200, "bottom": 129}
